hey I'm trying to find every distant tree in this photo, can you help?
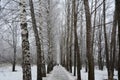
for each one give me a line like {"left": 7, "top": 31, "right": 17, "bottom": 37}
{"left": 38, "top": 0, "right": 46, "bottom": 77}
{"left": 69, "top": 0, "right": 74, "bottom": 73}
{"left": 91, "top": 0, "right": 97, "bottom": 57}
{"left": 0, "top": 0, "right": 19, "bottom": 72}
{"left": 66, "top": 0, "right": 70, "bottom": 71}
{"left": 73, "top": 0, "right": 81, "bottom": 80}
{"left": 103, "top": 0, "right": 117, "bottom": 79}
{"left": 1, "top": 23, "right": 18, "bottom": 72}
{"left": 60, "top": 24, "right": 66, "bottom": 67}
{"left": 103, "top": 1, "right": 112, "bottom": 80}
{"left": 12, "top": 24, "right": 17, "bottom": 72}
{"left": 98, "top": 14, "right": 103, "bottom": 70}
{"left": 20, "top": 0, "right": 31, "bottom": 80}
{"left": 45, "top": 0, "right": 58, "bottom": 73}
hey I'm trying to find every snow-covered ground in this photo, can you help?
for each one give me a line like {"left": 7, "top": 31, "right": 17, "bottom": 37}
{"left": 80, "top": 68, "right": 118, "bottom": 80}
{"left": 0, "top": 64, "right": 118, "bottom": 80}
{"left": 46, "top": 65, "right": 75, "bottom": 80}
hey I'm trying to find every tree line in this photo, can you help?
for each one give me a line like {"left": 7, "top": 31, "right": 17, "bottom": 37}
{"left": 0, "top": 0, "right": 119, "bottom": 80}
{"left": 0, "top": 0, "right": 59, "bottom": 80}
{"left": 60, "top": 0, "right": 120, "bottom": 80}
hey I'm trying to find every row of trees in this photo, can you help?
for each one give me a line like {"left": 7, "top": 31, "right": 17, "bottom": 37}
{"left": 59, "top": 0, "right": 120, "bottom": 80}
{"left": 0, "top": 0, "right": 119, "bottom": 80}
{"left": 20, "top": 0, "right": 60, "bottom": 80}
{"left": 0, "top": 0, "right": 60, "bottom": 80}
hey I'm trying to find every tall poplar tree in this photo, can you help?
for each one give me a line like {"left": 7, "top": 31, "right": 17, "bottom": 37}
{"left": 115, "top": 0, "right": 120, "bottom": 80}
{"left": 73, "top": 0, "right": 81, "bottom": 80}
{"left": 29, "top": 0, "right": 42, "bottom": 80}
{"left": 83, "top": 0, "right": 95, "bottom": 80}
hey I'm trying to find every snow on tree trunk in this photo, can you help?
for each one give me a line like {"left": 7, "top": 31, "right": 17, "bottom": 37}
{"left": 20, "top": 0, "right": 32, "bottom": 80}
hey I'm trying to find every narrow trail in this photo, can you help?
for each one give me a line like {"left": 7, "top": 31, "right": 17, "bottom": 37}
{"left": 46, "top": 65, "right": 75, "bottom": 80}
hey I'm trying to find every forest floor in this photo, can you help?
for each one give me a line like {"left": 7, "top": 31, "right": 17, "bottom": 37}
{"left": 0, "top": 64, "right": 118, "bottom": 80}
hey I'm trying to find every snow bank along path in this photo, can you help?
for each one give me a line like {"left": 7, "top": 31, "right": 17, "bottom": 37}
{"left": 46, "top": 65, "right": 75, "bottom": 80}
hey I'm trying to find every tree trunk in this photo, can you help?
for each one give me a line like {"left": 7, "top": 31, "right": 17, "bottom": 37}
{"left": 61, "top": 33, "right": 66, "bottom": 67}
{"left": 109, "top": 11, "right": 117, "bottom": 80}
{"left": 69, "top": 0, "right": 74, "bottom": 72}
{"left": 46, "top": 0, "right": 55, "bottom": 73}
{"left": 73, "top": 0, "right": 81, "bottom": 80}
{"left": 84, "top": 0, "right": 95, "bottom": 80}
{"left": 85, "top": 59, "right": 88, "bottom": 72}
{"left": 91, "top": 0, "right": 97, "bottom": 57}
{"left": 12, "top": 44, "right": 16, "bottom": 72}
{"left": 38, "top": 0, "right": 46, "bottom": 77}
{"left": 72, "top": 0, "right": 76, "bottom": 76}
{"left": 69, "top": 7, "right": 73, "bottom": 72}
{"left": 103, "top": 0, "right": 113, "bottom": 80}
{"left": 20, "top": 0, "right": 32, "bottom": 80}
{"left": 29, "top": 0, "right": 42, "bottom": 80}
{"left": 79, "top": 5, "right": 83, "bottom": 70}
{"left": 12, "top": 28, "right": 17, "bottom": 72}
{"left": 41, "top": 50, "right": 46, "bottom": 77}
{"left": 115, "top": 0, "right": 120, "bottom": 80}
{"left": 66, "top": 0, "right": 70, "bottom": 71}
{"left": 98, "top": 14, "right": 103, "bottom": 70}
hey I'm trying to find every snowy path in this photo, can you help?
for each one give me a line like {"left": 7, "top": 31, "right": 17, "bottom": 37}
{"left": 46, "top": 65, "right": 75, "bottom": 80}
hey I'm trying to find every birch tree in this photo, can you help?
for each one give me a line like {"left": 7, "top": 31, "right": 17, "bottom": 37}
{"left": 20, "top": 0, "right": 31, "bottom": 80}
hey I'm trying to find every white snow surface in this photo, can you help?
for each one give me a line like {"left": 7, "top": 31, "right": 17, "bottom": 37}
{"left": 46, "top": 65, "right": 75, "bottom": 80}
{"left": 0, "top": 64, "right": 118, "bottom": 80}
